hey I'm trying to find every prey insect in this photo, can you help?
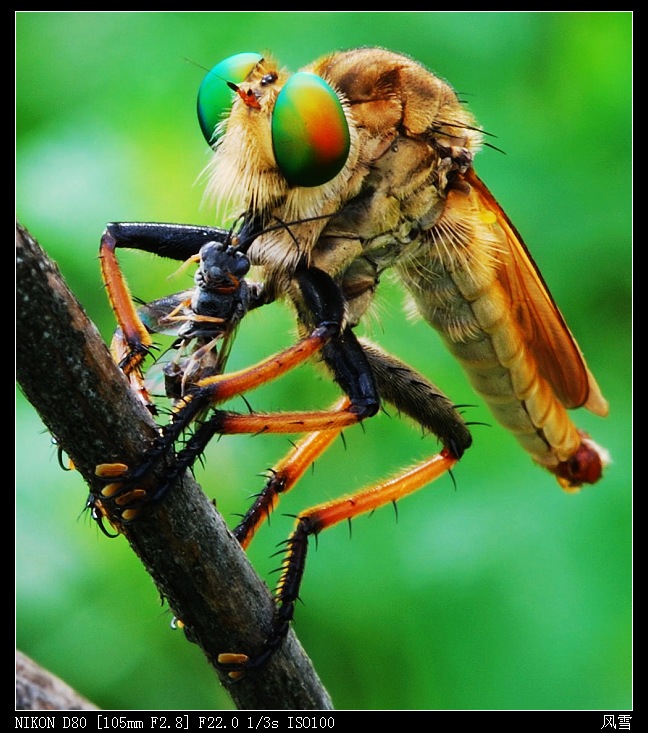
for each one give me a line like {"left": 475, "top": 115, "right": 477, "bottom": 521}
{"left": 94, "top": 47, "right": 609, "bottom": 676}
{"left": 90, "top": 223, "right": 260, "bottom": 531}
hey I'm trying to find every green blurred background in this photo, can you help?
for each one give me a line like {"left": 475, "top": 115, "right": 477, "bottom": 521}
{"left": 16, "top": 12, "right": 631, "bottom": 711}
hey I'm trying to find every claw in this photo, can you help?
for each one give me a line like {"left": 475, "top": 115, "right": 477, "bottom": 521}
{"left": 86, "top": 495, "right": 121, "bottom": 538}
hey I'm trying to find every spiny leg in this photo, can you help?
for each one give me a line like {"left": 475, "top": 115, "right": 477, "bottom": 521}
{"left": 358, "top": 338, "right": 474, "bottom": 457}
{"left": 215, "top": 342, "right": 473, "bottom": 674}
{"left": 234, "top": 397, "right": 350, "bottom": 550}
{"left": 232, "top": 339, "right": 475, "bottom": 549}
{"left": 95, "top": 323, "right": 378, "bottom": 521}
{"left": 217, "top": 446, "right": 459, "bottom": 676}
{"left": 98, "top": 223, "right": 372, "bottom": 529}
{"left": 94, "top": 322, "right": 336, "bottom": 515}
{"left": 165, "top": 323, "right": 382, "bottom": 497}
{"left": 98, "top": 224, "right": 387, "bottom": 524}
{"left": 94, "top": 221, "right": 266, "bottom": 520}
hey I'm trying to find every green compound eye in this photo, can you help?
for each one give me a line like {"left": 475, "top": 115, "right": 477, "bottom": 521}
{"left": 271, "top": 72, "right": 350, "bottom": 187}
{"left": 197, "top": 52, "right": 263, "bottom": 145}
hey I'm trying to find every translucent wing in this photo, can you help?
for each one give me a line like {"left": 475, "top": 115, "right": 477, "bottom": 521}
{"left": 465, "top": 168, "right": 608, "bottom": 416}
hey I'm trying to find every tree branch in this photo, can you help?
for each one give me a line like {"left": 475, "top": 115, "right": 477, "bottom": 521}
{"left": 16, "top": 222, "right": 333, "bottom": 711}
{"left": 16, "top": 651, "right": 98, "bottom": 711}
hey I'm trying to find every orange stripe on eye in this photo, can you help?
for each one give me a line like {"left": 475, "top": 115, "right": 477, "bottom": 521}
{"left": 272, "top": 72, "right": 350, "bottom": 187}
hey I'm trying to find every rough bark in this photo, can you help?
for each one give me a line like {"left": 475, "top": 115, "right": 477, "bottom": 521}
{"left": 16, "top": 222, "right": 333, "bottom": 711}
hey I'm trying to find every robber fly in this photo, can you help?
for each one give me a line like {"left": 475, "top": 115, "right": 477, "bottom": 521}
{"left": 97, "top": 47, "right": 609, "bottom": 675}
{"left": 198, "top": 47, "right": 609, "bottom": 482}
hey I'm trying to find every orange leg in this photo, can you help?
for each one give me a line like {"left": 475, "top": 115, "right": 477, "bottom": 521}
{"left": 99, "top": 228, "right": 154, "bottom": 376}
{"left": 234, "top": 397, "right": 350, "bottom": 550}
{"left": 96, "top": 223, "right": 382, "bottom": 522}
{"left": 157, "top": 324, "right": 366, "bottom": 462}
{"left": 217, "top": 445, "right": 459, "bottom": 675}
{"left": 94, "top": 328, "right": 372, "bottom": 518}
